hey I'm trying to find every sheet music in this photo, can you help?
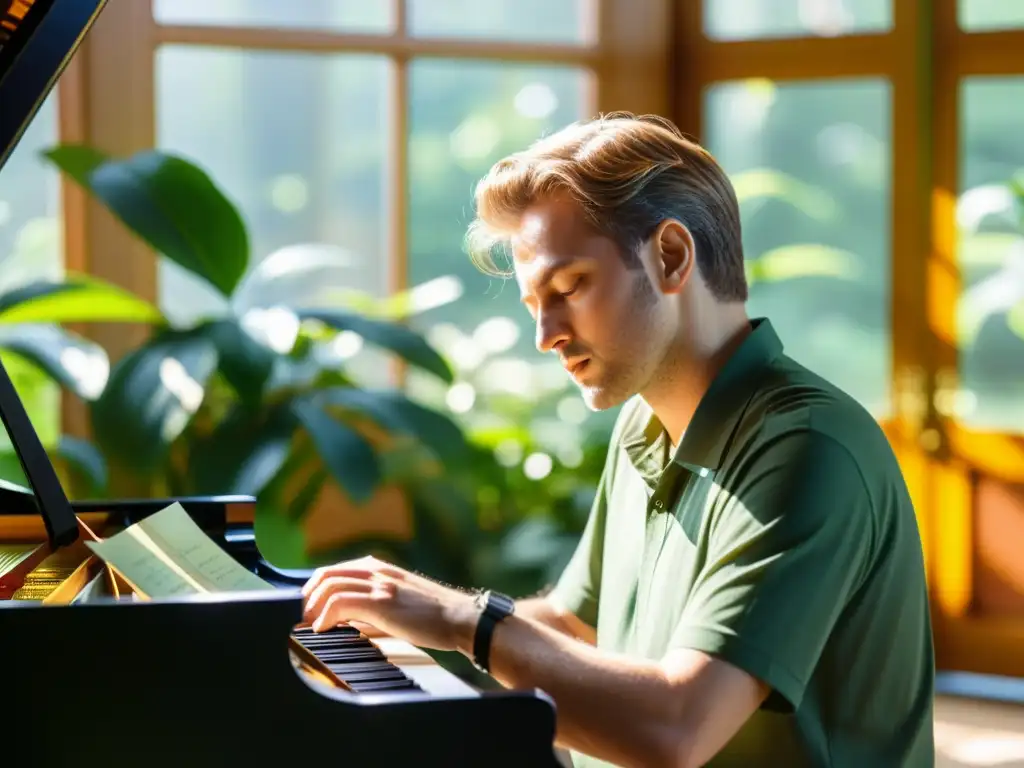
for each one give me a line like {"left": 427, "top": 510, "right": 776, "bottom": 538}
{"left": 86, "top": 502, "right": 271, "bottom": 598}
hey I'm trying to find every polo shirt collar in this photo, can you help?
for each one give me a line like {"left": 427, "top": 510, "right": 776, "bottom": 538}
{"left": 621, "top": 318, "right": 783, "bottom": 477}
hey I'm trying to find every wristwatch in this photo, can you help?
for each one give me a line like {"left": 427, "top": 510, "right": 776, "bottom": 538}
{"left": 472, "top": 589, "right": 515, "bottom": 673}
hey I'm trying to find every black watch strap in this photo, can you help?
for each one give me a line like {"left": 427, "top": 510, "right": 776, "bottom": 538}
{"left": 472, "top": 590, "right": 515, "bottom": 673}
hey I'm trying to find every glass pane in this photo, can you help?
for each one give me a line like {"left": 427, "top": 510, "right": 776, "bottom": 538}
{"left": 0, "top": 94, "right": 62, "bottom": 449}
{"left": 156, "top": 47, "right": 390, "bottom": 385}
{"left": 957, "top": 77, "right": 1024, "bottom": 433}
{"left": 406, "top": 61, "right": 613, "bottom": 455}
{"left": 704, "top": 79, "right": 891, "bottom": 418}
{"left": 704, "top": 0, "right": 890, "bottom": 40}
{"left": 959, "top": 1, "right": 1024, "bottom": 31}
{"left": 407, "top": 0, "right": 590, "bottom": 43}
{"left": 153, "top": 0, "right": 392, "bottom": 34}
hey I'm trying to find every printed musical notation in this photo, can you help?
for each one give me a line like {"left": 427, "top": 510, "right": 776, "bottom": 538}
{"left": 86, "top": 502, "right": 271, "bottom": 599}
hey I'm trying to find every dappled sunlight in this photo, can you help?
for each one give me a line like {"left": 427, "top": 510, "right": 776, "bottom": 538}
{"left": 268, "top": 173, "right": 309, "bottom": 214}
{"left": 156, "top": 356, "right": 205, "bottom": 442}
{"left": 445, "top": 381, "right": 476, "bottom": 413}
{"left": 514, "top": 83, "right": 559, "bottom": 119}
{"left": 239, "top": 306, "right": 300, "bottom": 354}
{"left": 399, "top": 275, "right": 464, "bottom": 316}
{"left": 522, "top": 452, "right": 553, "bottom": 480}
{"left": 556, "top": 395, "right": 589, "bottom": 424}
{"left": 472, "top": 315, "right": 520, "bottom": 354}
{"left": 450, "top": 115, "right": 502, "bottom": 165}
{"left": 58, "top": 346, "right": 108, "bottom": 400}
{"left": 329, "top": 330, "right": 364, "bottom": 360}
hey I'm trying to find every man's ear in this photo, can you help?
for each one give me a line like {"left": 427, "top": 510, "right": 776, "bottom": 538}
{"left": 652, "top": 219, "right": 694, "bottom": 294}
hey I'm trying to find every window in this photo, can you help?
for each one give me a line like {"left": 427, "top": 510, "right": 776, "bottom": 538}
{"left": 149, "top": 2, "right": 607, "bottom": 433}
{"left": 957, "top": 77, "right": 1024, "bottom": 433}
{"left": 676, "top": 0, "right": 1024, "bottom": 680}
{"left": 705, "top": 79, "right": 891, "bottom": 417}
{"left": 703, "top": 0, "right": 891, "bottom": 40}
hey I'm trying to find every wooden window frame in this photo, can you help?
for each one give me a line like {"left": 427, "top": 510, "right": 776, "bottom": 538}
{"left": 674, "top": 0, "right": 1024, "bottom": 678}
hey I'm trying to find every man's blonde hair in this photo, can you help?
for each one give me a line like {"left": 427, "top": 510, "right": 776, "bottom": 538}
{"left": 465, "top": 112, "right": 747, "bottom": 302}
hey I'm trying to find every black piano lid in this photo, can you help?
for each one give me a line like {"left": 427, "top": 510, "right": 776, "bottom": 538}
{"left": 0, "top": 0, "right": 107, "bottom": 167}
{"left": 0, "top": 0, "right": 108, "bottom": 546}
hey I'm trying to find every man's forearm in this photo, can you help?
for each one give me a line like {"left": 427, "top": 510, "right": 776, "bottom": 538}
{"left": 454, "top": 612, "right": 681, "bottom": 767}
{"left": 515, "top": 596, "right": 597, "bottom": 645}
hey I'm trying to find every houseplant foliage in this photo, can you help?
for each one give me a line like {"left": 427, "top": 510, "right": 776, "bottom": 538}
{"left": 0, "top": 272, "right": 163, "bottom": 494}
{"left": 42, "top": 144, "right": 475, "bottom": 567}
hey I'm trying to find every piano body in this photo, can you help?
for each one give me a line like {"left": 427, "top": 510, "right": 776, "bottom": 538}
{"left": 0, "top": 2, "right": 561, "bottom": 765}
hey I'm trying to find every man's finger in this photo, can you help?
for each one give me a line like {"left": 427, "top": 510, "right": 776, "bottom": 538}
{"left": 311, "top": 590, "right": 375, "bottom": 633}
{"left": 301, "top": 564, "right": 377, "bottom": 598}
{"left": 303, "top": 575, "right": 375, "bottom": 623}
{"left": 300, "top": 554, "right": 394, "bottom": 597}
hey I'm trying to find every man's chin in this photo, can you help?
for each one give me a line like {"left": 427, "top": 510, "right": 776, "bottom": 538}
{"left": 578, "top": 383, "right": 631, "bottom": 412}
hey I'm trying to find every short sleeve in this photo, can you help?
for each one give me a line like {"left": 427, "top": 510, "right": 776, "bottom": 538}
{"left": 547, "top": 469, "right": 609, "bottom": 628}
{"left": 669, "top": 429, "right": 875, "bottom": 712}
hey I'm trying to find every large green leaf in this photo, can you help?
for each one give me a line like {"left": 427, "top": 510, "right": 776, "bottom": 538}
{"left": 204, "top": 318, "right": 276, "bottom": 406}
{"left": 0, "top": 276, "right": 164, "bottom": 325}
{"left": 299, "top": 308, "right": 453, "bottom": 383}
{"left": 44, "top": 145, "right": 249, "bottom": 297}
{"left": 316, "top": 387, "right": 471, "bottom": 463}
{"left": 90, "top": 329, "right": 218, "bottom": 472}
{"left": 0, "top": 325, "right": 109, "bottom": 400}
{"left": 289, "top": 399, "right": 380, "bottom": 503}
{"left": 187, "top": 405, "right": 294, "bottom": 495}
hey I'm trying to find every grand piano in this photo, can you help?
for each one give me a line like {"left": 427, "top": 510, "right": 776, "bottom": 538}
{"left": 0, "top": 2, "right": 560, "bottom": 765}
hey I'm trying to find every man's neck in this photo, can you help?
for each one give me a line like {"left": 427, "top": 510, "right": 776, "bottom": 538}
{"left": 642, "top": 307, "right": 751, "bottom": 447}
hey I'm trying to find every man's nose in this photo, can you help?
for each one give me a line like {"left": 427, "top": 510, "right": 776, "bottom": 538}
{"left": 535, "top": 308, "right": 571, "bottom": 353}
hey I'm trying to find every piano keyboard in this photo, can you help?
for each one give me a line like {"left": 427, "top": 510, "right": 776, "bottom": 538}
{"left": 291, "top": 625, "right": 478, "bottom": 699}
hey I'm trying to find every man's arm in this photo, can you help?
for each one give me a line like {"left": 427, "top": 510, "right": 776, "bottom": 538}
{"left": 450, "top": 607, "right": 767, "bottom": 768}
{"left": 515, "top": 595, "right": 597, "bottom": 645}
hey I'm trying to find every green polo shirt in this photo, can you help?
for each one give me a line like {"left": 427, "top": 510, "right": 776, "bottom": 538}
{"left": 551, "top": 318, "right": 935, "bottom": 767}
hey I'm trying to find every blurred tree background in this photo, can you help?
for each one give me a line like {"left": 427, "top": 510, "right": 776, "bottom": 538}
{"left": 0, "top": 0, "right": 1023, "bottom": 601}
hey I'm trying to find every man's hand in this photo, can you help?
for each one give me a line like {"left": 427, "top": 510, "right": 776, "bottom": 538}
{"left": 300, "top": 556, "right": 478, "bottom": 651}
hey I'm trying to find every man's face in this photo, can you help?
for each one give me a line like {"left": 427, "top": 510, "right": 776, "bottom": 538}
{"left": 511, "top": 197, "right": 676, "bottom": 411}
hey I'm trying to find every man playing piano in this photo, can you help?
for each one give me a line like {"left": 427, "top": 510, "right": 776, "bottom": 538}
{"left": 302, "top": 113, "right": 935, "bottom": 767}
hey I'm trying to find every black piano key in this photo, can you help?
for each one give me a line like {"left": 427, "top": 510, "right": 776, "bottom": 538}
{"left": 324, "top": 661, "right": 403, "bottom": 675}
{"left": 312, "top": 649, "right": 386, "bottom": 663}
{"left": 333, "top": 669, "right": 408, "bottom": 683}
{"left": 297, "top": 636, "right": 373, "bottom": 649}
{"left": 291, "top": 624, "right": 424, "bottom": 693}
{"left": 348, "top": 684, "right": 419, "bottom": 696}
